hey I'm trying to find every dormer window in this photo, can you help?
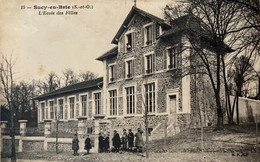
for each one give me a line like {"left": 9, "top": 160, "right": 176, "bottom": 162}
{"left": 125, "top": 31, "right": 134, "bottom": 52}
{"left": 145, "top": 25, "right": 152, "bottom": 45}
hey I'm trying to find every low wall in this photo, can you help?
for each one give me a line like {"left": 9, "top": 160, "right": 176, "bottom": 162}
{"left": 230, "top": 96, "right": 260, "bottom": 123}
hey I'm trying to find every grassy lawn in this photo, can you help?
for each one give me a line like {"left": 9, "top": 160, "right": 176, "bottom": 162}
{"left": 149, "top": 124, "right": 259, "bottom": 153}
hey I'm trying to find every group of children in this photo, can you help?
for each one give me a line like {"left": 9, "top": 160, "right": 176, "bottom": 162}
{"left": 72, "top": 134, "right": 92, "bottom": 156}
{"left": 71, "top": 128, "right": 144, "bottom": 155}
{"left": 111, "top": 128, "right": 144, "bottom": 153}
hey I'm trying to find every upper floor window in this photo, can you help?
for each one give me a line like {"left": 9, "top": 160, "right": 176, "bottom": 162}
{"left": 125, "top": 59, "right": 134, "bottom": 78}
{"left": 144, "top": 83, "right": 156, "bottom": 113}
{"left": 81, "top": 95, "right": 87, "bottom": 116}
{"left": 144, "top": 53, "right": 155, "bottom": 74}
{"left": 145, "top": 25, "right": 153, "bottom": 45}
{"left": 94, "top": 92, "right": 102, "bottom": 115}
{"left": 125, "top": 32, "right": 135, "bottom": 52}
{"left": 109, "top": 65, "right": 115, "bottom": 82}
{"left": 142, "top": 23, "right": 161, "bottom": 46}
{"left": 49, "top": 101, "right": 54, "bottom": 119}
{"left": 164, "top": 45, "right": 181, "bottom": 70}
{"left": 126, "top": 86, "right": 135, "bottom": 114}
{"left": 59, "top": 99, "right": 64, "bottom": 119}
{"left": 69, "top": 97, "right": 74, "bottom": 119}
{"left": 109, "top": 90, "right": 117, "bottom": 116}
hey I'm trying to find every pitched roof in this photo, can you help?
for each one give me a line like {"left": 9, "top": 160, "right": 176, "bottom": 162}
{"left": 111, "top": 6, "right": 171, "bottom": 44}
{"left": 34, "top": 77, "right": 103, "bottom": 100}
{"left": 96, "top": 46, "right": 118, "bottom": 61}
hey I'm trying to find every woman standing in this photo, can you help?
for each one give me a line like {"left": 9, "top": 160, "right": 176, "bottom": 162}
{"left": 84, "top": 135, "right": 92, "bottom": 154}
{"left": 72, "top": 134, "right": 79, "bottom": 156}
{"left": 135, "top": 128, "right": 144, "bottom": 153}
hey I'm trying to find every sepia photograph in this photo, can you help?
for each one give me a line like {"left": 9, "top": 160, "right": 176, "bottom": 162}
{"left": 0, "top": 0, "right": 260, "bottom": 161}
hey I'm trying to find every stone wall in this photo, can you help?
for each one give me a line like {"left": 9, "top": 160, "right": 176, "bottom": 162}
{"left": 23, "top": 141, "right": 44, "bottom": 152}
{"left": 2, "top": 139, "right": 19, "bottom": 154}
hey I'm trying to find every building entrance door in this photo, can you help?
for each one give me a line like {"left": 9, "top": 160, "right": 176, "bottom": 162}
{"left": 169, "top": 95, "right": 177, "bottom": 122}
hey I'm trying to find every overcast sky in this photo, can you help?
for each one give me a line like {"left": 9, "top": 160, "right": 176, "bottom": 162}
{"left": 0, "top": 0, "right": 174, "bottom": 82}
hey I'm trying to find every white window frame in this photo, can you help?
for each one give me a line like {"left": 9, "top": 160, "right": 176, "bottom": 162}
{"left": 142, "top": 79, "right": 158, "bottom": 115}
{"left": 48, "top": 99, "right": 55, "bottom": 120}
{"left": 92, "top": 90, "right": 102, "bottom": 115}
{"left": 125, "top": 30, "right": 134, "bottom": 52}
{"left": 79, "top": 92, "right": 89, "bottom": 117}
{"left": 124, "top": 86, "right": 136, "bottom": 116}
{"left": 125, "top": 57, "right": 134, "bottom": 78}
{"left": 107, "top": 88, "right": 118, "bottom": 117}
{"left": 39, "top": 101, "right": 45, "bottom": 122}
{"left": 144, "top": 52, "right": 154, "bottom": 74}
{"left": 143, "top": 22, "right": 154, "bottom": 46}
{"left": 67, "top": 95, "right": 76, "bottom": 120}
{"left": 108, "top": 63, "right": 116, "bottom": 83}
{"left": 57, "top": 97, "right": 65, "bottom": 120}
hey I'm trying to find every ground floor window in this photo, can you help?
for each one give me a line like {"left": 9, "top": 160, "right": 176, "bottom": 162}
{"left": 94, "top": 92, "right": 102, "bottom": 114}
{"left": 49, "top": 101, "right": 54, "bottom": 119}
{"left": 126, "top": 86, "right": 135, "bottom": 114}
{"left": 59, "top": 99, "right": 64, "bottom": 119}
{"left": 69, "top": 97, "right": 74, "bottom": 119}
{"left": 109, "top": 90, "right": 117, "bottom": 116}
{"left": 81, "top": 95, "right": 87, "bottom": 116}
{"left": 144, "top": 83, "right": 155, "bottom": 113}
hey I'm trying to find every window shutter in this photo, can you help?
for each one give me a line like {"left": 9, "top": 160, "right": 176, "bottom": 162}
{"left": 132, "top": 32, "right": 135, "bottom": 50}
{"left": 122, "top": 35, "right": 125, "bottom": 53}
{"left": 132, "top": 59, "right": 135, "bottom": 77}
{"left": 114, "top": 65, "right": 117, "bottom": 80}
{"left": 152, "top": 54, "right": 155, "bottom": 72}
{"left": 163, "top": 50, "right": 167, "bottom": 69}
{"left": 123, "top": 61, "right": 126, "bottom": 78}
{"left": 152, "top": 23, "right": 156, "bottom": 43}
{"left": 141, "top": 28, "right": 144, "bottom": 46}
{"left": 156, "top": 23, "right": 160, "bottom": 38}
{"left": 142, "top": 56, "right": 145, "bottom": 74}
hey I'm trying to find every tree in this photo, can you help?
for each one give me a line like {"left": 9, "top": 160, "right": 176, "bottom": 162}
{"left": 37, "top": 71, "right": 61, "bottom": 94}
{"left": 0, "top": 55, "right": 16, "bottom": 162}
{"left": 165, "top": 0, "right": 259, "bottom": 129}
{"left": 62, "top": 68, "right": 79, "bottom": 86}
{"left": 79, "top": 71, "right": 98, "bottom": 82}
{"left": 229, "top": 55, "right": 255, "bottom": 124}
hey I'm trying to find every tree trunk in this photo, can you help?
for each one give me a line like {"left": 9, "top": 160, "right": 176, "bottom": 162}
{"left": 214, "top": 93, "right": 224, "bottom": 131}
{"left": 236, "top": 94, "right": 240, "bottom": 125}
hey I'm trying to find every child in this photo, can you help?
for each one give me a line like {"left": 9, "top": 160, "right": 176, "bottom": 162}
{"left": 84, "top": 135, "right": 92, "bottom": 154}
{"left": 72, "top": 134, "right": 79, "bottom": 156}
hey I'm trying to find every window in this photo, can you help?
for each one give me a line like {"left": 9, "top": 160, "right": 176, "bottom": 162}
{"left": 69, "top": 97, "right": 74, "bottom": 119}
{"left": 45, "top": 106, "right": 48, "bottom": 119}
{"left": 126, "top": 87, "right": 135, "bottom": 114}
{"left": 167, "top": 46, "right": 181, "bottom": 69}
{"left": 59, "top": 99, "right": 64, "bottom": 119}
{"left": 125, "top": 32, "right": 134, "bottom": 52}
{"left": 145, "top": 54, "right": 155, "bottom": 74}
{"left": 144, "top": 83, "right": 155, "bottom": 113}
{"left": 145, "top": 25, "right": 152, "bottom": 45}
{"left": 109, "top": 90, "right": 117, "bottom": 116}
{"left": 41, "top": 102, "right": 45, "bottom": 121}
{"left": 126, "top": 59, "right": 133, "bottom": 78}
{"left": 94, "top": 92, "right": 102, "bottom": 115}
{"left": 109, "top": 65, "right": 115, "bottom": 82}
{"left": 126, "top": 33, "right": 132, "bottom": 51}
{"left": 81, "top": 95, "right": 87, "bottom": 116}
{"left": 49, "top": 101, "right": 54, "bottom": 119}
